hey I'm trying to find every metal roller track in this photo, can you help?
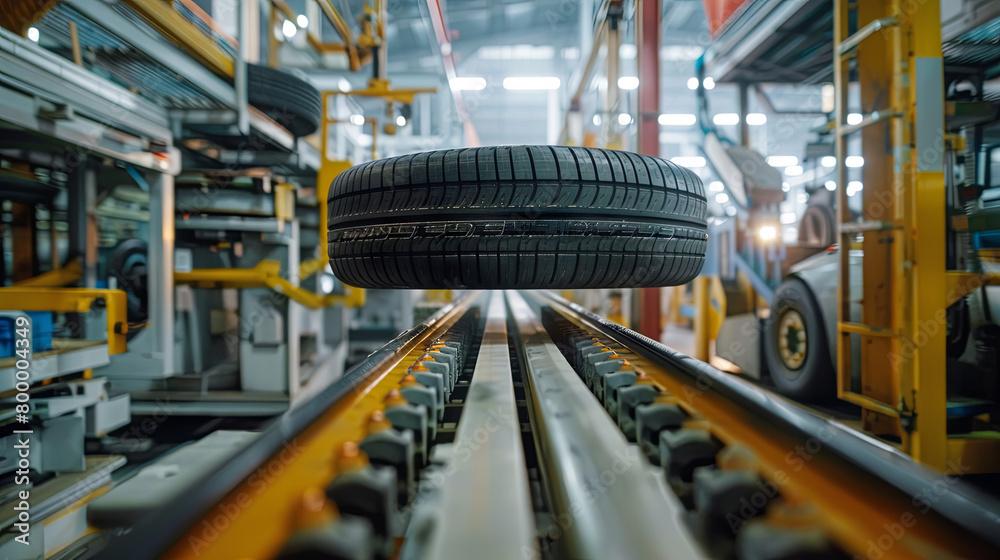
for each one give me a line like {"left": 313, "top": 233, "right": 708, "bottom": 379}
{"left": 506, "top": 291, "right": 703, "bottom": 559}
{"left": 91, "top": 290, "right": 1000, "bottom": 560}
{"left": 424, "top": 292, "right": 537, "bottom": 559}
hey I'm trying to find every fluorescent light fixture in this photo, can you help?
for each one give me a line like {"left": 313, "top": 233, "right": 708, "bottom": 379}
{"left": 703, "top": 77, "right": 716, "bottom": 90}
{"left": 503, "top": 76, "right": 561, "bottom": 90}
{"left": 847, "top": 181, "right": 864, "bottom": 196}
{"left": 784, "top": 227, "right": 798, "bottom": 243}
{"left": 687, "top": 77, "right": 699, "bottom": 90}
{"left": 785, "top": 165, "right": 803, "bottom": 176}
{"left": 619, "top": 44, "right": 637, "bottom": 60}
{"left": 825, "top": 180, "right": 837, "bottom": 191}
{"left": 715, "top": 193, "right": 730, "bottom": 204}
{"left": 746, "top": 113, "right": 767, "bottom": 125}
{"left": 759, "top": 226, "right": 777, "bottom": 241}
{"left": 450, "top": 77, "right": 486, "bottom": 90}
{"left": 396, "top": 115, "right": 406, "bottom": 126}
{"left": 320, "top": 275, "right": 335, "bottom": 294}
{"left": 297, "top": 14, "right": 308, "bottom": 28}
{"left": 659, "top": 113, "right": 696, "bottom": 126}
{"left": 671, "top": 156, "right": 706, "bottom": 168}
{"left": 725, "top": 206, "right": 738, "bottom": 216}
{"left": 27, "top": 27, "right": 39, "bottom": 42}
{"left": 780, "top": 212, "right": 798, "bottom": 224}
{"left": 282, "top": 19, "right": 297, "bottom": 38}
{"left": 593, "top": 114, "right": 602, "bottom": 126}
{"left": 821, "top": 156, "right": 837, "bottom": 167}
{"left": 782, "top": 182, "right": 790, "bottom": 192}
{"left": 766, "top": 156, "right": 798, "bottom": 167}
{"left": 845, "top": 156, "right": 864, "bottom": 168}
{"left": 349, "top": 114, "right": 365, "bottom": 126}
{"left": 708, "top": 181, "right": 724, "bottom": 192}
{"left": 618, "top": 76, "right": 639, "bottom": 90}
{"left": 661, "top": 45, "right": 702, "bottom": 61}
{"left": 618, "top": 113, "right": 633, "bottom": 126}
{"left": 337, "top": 78, "right": 351, "bottom": 92}
{"left": 847, "top": 113, "right": 863, "bottom": 125}
{"left": 481, "top": 45, "right": 554, "bottom": 60}
{"left": 713, "top": 113, "right": 739, "bottom": 126}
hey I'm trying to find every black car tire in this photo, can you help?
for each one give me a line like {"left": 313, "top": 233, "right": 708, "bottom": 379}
{"left": 247, "top": 64, "right": 321, "bottom": 137}
{"left": 764, "top": 278, "right": 835, "bottom": 401}
{"left": 326, "top": 146, "right": 708, "bottom": 289}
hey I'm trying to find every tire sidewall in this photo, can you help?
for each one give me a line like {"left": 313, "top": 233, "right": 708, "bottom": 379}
{"left": 764, "top": 278, "right": 835, "bottom": 401}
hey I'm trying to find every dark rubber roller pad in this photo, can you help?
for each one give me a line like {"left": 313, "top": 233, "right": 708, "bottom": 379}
{"left": 327, "top": 146, "right": 708, "bottom": 289}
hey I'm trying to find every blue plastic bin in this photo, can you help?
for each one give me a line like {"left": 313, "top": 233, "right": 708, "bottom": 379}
{"left": 0, "top": 311, "right": 54, "bottom": 358}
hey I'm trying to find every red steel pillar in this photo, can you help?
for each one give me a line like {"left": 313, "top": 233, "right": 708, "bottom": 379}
{"left": 637, "top": 0, "right": 661, "bottom": 340}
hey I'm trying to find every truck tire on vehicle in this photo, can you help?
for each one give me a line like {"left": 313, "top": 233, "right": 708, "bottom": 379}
{"left": 764, "top": 278, "right": 835, "bottom": 401}
{"left": 327, "top": 146, "right": 709, "bottom": 289}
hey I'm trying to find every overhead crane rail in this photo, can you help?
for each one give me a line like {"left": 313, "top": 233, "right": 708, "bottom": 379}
{"left": 95, "top": 292, "right": 1000, "bottom": 560}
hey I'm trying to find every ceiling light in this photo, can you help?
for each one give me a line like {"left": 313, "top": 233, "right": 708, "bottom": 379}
{"left": 759, "top": 226, "right": 777, "bottom": 241}
{"left": 847, "top": 181, "right": 864, "bottom": 196}
{"left": 715, "top": 193, "right": 730, "bottom": 204}
{"left": 847, "top": 113, "right": 863, "bottom": 125}
{"left": 725, "top": 206, "right": 737, "bottom": 216}
{"left": 337, "top": 78, "right": 351, "bottom": 92}
{"left": 671, "top": 156, "right": 706, "bottom": 168}
{"left": 782, "top": 182, "right": 790, "bottom": 192}
{"left": 659, "top": 113, "right": 696, "bottom": 126}
{"left": 27, "top": 27, "right": 39, "bottom": 42}
{"left": 450, "top": 77, "right": 486, "bottom": 91}
{"left": 618, "top": 76, "right": 639, "bottom": 90}
{"left": 825, "top": 180, "right": 837, "bottom": 191}
{"left": 593, "top": 114, "right": 602, "bottom": 126}
{"left": 282, "top": 19, "right": 297, "bottom": 39}
{"left": 797, "top": 193, "right": 808, "bottom": 203}
{"left": 713, "top": 113, "right": 739, "bottom": 126}
{"left": 845, "top": 156, "right": 864, "bottom": 168}
{"left": 440, "top": 42, "right": 453, "bottom": 56}
{"left": 296, "top": 14, "right": 308, "bottom": 28}
{"left": 349, "top": 114, "right": 365, "bottom": 126}
{"left": 619, "top": 44, "right": 637, "bottom": 60}
{"left": 746, "top": 113, "right": 767, "bottom": 125}
{"left": 396, "top": 115, "right": 406, "bottom": 126}
{"left": 503, "top": 76, "right": 561, "bottom": 90}
{"left": 708, "top": 181, "right": 724, "bottom": 192}
{"left": 687, "top": 77, "right": 699, "bottom": 90}
{"left": 703, "top": 77, "right": 716, "bottom": 90}
{"left": 618, "top": 113, "right": 633, "bottom": 126}
{"left": 821, "top": 156, "right": 837, "bottom": 167}
{"left": 766, "top": 156, "right": 798, "bottom": 167}
{"left": 780, "top": 212, "right": 797, "bottom": 224}
{"left": 785, "top": 165, "right": 803, "bottom": 176}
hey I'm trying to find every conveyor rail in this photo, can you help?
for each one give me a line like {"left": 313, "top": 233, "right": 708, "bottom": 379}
{"left": 95, "top": 291, "right": 1000, "bottom": 560}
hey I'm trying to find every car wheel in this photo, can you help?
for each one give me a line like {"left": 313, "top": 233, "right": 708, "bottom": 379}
{"left": 327, "top": 146, "right": 709, "bottom": 289}
{"left": 764, "top": 278, "right": 835, "bottom": 401}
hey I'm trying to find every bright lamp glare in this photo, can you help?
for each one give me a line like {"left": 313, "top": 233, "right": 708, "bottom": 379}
{"left": 845, "top": 156, "right": 864, "bottom": 168}
{"left": 27, "top": 27, "right": 39, "bottom": 42}
{"left": 847, "top": 113, "right": 863, "bottom": 125}
{"left": 715, "top": 193, "right": 730, "bottom": 204}
{"left": 825, "top": 181, "right": 837, "bottom": 191}
{"left": 746, "top": 113, "right": 767, "bottom": 125}
{"left": 725, "top": 206, "right": 737, "bottom": 216}
{"left": 618, "top": 113, "right": 633, "bottom": 126}
{"left": 847, "top": 181, "right": 864, "bottom": 196}
{"left": 821, "top": 156, "right": 837, "bottom": 167}
{"left": 785, "top": 165, "right": 803, "bottom": 176}
{"left": 503, "top": 76, "right": 561, "bottom": 90}
{"left": 396, "top": 115, "right": 406, "bottom": 126}
{"left": 659, "top": 113, "right": 696, "bottom": 126}
{"left": 713, "top": 113, "right": 739, "bottom": 126}
{"left": 671, "top": 156, "right": 706, "bottom": 168}
{"left": 703, "top": 77, "right": 716, "bottom": 90}
{"left": 766, "top": 156, "right": 798, "bottom": 167}
{"left": 349, "top": 114, "right": 365, "bottom": 126}
{"left": 593, "top": 114, "right": 602, "bottom": 126}
{"left": 708, "top": 181, "right": 724, "bottom": 192}
{"left": 780, "top": 212, "right": 797, "bottom": 224}
{"left": 759, "top": 226, "right": 777, "bottom": 241}
{"left": 450, "top": 77, "right": 486, "bottom": 90}
{"left": 297, "top": 14, "right": 308, "bottom": 27}
{"left": 687, "top": 77, "right": 699, "bottom": 90}
{"left": 282, "top": 19, "right": 297, "bottom": 38}
{"left": 618, "top": 76, "right": 639, "bottom": 90}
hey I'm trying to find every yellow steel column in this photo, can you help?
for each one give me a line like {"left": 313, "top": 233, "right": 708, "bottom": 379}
{"left": 900, "top": 0, "right": 947, "bottom": 470}
{"left": 857, "top": 0, "right": 900, "bottom": 439}
{"left": 833, "top": 0, "right": 853, "bottom": 404}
